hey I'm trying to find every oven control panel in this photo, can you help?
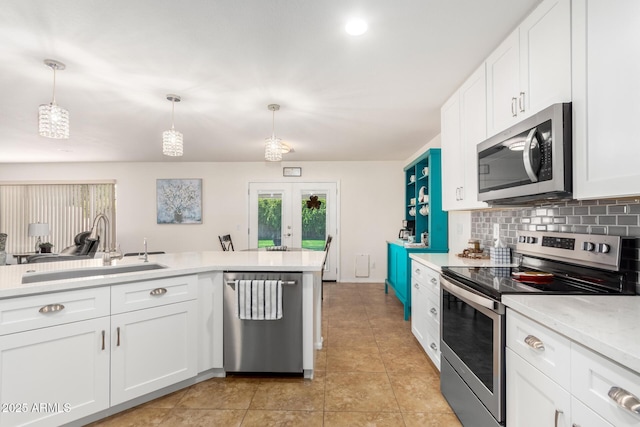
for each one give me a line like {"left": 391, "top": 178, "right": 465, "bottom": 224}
{"left": 516, "top": 231, "right": 622, "bottom": 270}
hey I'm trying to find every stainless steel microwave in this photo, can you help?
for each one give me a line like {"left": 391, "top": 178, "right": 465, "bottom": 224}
{"left": 477, "top": 103, "right": 572, "bottom": 205}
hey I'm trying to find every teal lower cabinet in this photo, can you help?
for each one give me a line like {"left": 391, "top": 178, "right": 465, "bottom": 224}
{"left": 385, "top": 241, "right": 446, "bottom": 320}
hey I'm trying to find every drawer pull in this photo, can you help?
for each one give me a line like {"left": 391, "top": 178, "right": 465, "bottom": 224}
{"left": 415, "top": 268, "right": 421, "bottom": 274}
{"left": 101, "top": 330, "right": 105, "bottom": 351}
{"left": 608, "top": 386, "right": 640, "bottom": 415}
{"left": 430, "top": 277, "right": 438, "bottom": 285}
{"left": 554, "top": 409, "right": 563, "bottom": 427}
{"left": 414, "top": 283, "right": 419, "bottom": 289}
{"left": 524, "top": 335, "right": 545, "bottom": 351}
{"left": 39, "top": 304, "right": 65, "bottom": 314}
{"left": 149, "top": 287, "right": 168, "bottom": 296}
{"left": 430, "top": 308, "right": 437, "bottom": 315}
{"left": 430, "top": 342, "right": 438, "bottom": 351}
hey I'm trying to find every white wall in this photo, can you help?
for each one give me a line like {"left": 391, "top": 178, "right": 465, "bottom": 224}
{"left": 0, "top": 160, "right": 403, "bottom": 282}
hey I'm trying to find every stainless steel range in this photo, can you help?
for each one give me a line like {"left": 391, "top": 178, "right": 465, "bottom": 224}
{"left": 439, "top": 231, "right": 635, "bottom": 427}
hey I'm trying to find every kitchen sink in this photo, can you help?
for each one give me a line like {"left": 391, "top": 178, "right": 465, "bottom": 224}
{"left": 22, "top": 263, "right": 168, "bottom": 284}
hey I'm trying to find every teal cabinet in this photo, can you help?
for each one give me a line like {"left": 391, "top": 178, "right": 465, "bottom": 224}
{"left": 386, "top": 148, "right": 448, "bottom": 320}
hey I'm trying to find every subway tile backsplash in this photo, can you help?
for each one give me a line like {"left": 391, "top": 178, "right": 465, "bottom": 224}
{"left": 470, "top": 197, "right": 640, "bottom": 291}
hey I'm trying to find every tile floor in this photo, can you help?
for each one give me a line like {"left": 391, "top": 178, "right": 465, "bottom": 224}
{"left": 88, "top": 282, "right": 462, "bottom": 426}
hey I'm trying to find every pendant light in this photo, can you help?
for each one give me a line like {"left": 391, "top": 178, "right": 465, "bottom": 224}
{"left": 38, "top": 59, "right": 69, "bottom": 139}
{"left": 162, "top": 94, "right": 183, "bottom": 156}
{"left": 265, "top": 104, "right": 283, "bottom": 162}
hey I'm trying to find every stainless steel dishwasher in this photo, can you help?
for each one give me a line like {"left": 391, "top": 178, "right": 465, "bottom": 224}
{"left": 223, "top": 271, "right": 303, "bottom": 374}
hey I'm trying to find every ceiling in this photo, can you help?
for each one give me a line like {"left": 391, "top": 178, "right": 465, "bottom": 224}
{"left": 0, "top": 0, "right": 540, "bottom": 163}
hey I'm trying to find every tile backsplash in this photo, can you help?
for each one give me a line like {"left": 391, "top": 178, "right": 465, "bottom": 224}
{"left": 470, "top": 197, "right": 640, "bottom": 291}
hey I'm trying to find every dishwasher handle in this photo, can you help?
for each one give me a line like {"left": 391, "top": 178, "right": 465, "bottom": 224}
{"left": 226, "top": 280, "right": 297, "bottom": 286}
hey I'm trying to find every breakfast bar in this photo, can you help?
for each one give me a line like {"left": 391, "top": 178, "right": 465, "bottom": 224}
{"left": 0, "top": 251, "right": 325, "bottom": 427}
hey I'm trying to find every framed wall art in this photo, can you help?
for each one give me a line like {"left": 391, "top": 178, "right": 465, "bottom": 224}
{"left": 156, "top": 179, "right": 202, "bottom": 224}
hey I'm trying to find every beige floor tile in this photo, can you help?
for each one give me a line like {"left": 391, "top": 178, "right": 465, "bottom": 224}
{"left": 326, "top": 327, "right": 377, "bottom": 347}
{"left": 249, "top": 375, "right": 325, "bottom": 411}
{"left": 380, "top": 345, "right": 440, "bottom": 374}
{"left": 402, "top": 412, "right": 463, "bottom": 427}
{"left": 324, "top": 372, "right": 399, "bottom": 412}
{"left": 325, "top": 346, "right": 386, "bottom": 372}
{"left": 87, "top": 407, "right": 170, "bottom": 426}
{"left": 241, "top": 410, "right": 323, "bottom": 426}
{"left": 373, "top": 327, "right": 422, "bottom": 349}
{"left": 140, "top": 388, "right": 189, "bottom": 409}
{"left": 159, "top": 408, "right": 246, "bottom": 426}
{"left": 388, "top": 373, "right": 453, "bottom": 413}
{"left": 324, "top": 411, "right": 405, "bottom": 426}
{"left": 176, "top": 378, "right": 259, "bottom": 410}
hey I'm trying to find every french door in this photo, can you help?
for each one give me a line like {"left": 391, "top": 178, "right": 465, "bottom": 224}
{"left": 248, "top": 182, "right": 338, "bottom": 281}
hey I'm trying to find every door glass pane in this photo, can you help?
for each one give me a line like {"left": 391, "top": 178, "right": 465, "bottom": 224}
{"left": 257, "top": 192, "right": 282, "bottom": 248}
{"left": 301, "top": 192, "right": 326, "bottom": 251}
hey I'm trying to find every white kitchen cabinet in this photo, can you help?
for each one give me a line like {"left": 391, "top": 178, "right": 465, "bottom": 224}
{"left": 486, "top": 0, "right": 571, "bottom": 137}
{"left": 0, "top": 317, "right": 110, "bottom": 427}
{"left": 410, "top": 260, "right": 440, "bottom": 370}
{"left": 506, "top": 349, "right": 571, "bottom": 427}
{"left": 572, "top": 343, "right": 640, "bottom": 426}
{"left": 572, "top": 0, "right": 640, "bottom": 199}
{"left": 441, "top": 64, "right": 489, "bottom": 211}
{"left": 507, "top": 308, "right": 640, "bottom": 427}
{"left": 197, "top": 272, "right": 224, "bottom": 373}
{"left": 110, "top": 299, "right": 198, "bottom": 405}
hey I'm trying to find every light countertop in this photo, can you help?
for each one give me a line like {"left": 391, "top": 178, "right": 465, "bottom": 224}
{"left": 503, "top": 294, "right": 640, "bottom": 374}
{"left": 0, "top": 251, "right": 325, "bottom": 299}
{"left": 409, "top": 252, "right": 517, "bottom": 272}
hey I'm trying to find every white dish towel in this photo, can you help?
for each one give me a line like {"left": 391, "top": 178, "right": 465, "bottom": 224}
{"left": 236, "top": 280, "right": 283, "bottom": 320}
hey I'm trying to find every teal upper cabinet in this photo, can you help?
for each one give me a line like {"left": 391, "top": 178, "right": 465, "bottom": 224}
{"left": 486, "top": 0, "right": 571, "bottom": 137}
{"left": 573, "top": 0, "right": 640, "bottom": 199}
{"left": 386, "top": 148, "right": 448, "bottom": 320}
{"left": 403, "top": 149, "right": 448, "bottom": 250}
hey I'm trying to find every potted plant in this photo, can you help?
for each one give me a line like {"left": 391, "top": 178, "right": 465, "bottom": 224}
{"left": 39, "top": 242, "right": 54, "bottom": 254}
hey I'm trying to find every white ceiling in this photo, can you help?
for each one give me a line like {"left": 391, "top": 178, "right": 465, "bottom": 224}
{"left": 0, "top": 0, "right": 541, "bottom": 163}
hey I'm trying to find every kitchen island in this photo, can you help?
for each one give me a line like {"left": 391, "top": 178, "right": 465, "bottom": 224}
{"left": 0, "top": 251, "right": 325, "bottom": 427}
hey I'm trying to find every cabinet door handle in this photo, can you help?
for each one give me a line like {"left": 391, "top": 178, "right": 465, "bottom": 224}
{"left": 430, "top": 308, "right": 437, "bottom": 315}
{"left": 39, "top": 303, "right": 65, "bottom": 314}
{"left": 116, "top": 327, "right": 121, "bottom": 347}
{"left": 554, "top": 409, "right": 563, "bottom": 427}
{"left": 572, "top": 424, "right": 581, "bottom": 427}
{"left": 608, "top": 386, "right": 640, "bottom": 415}
{"left": 459, "top": 186, "right": 464, "bottom": 201}
{"left": 524, "top": 335, "right": 545, "bottom": 351}
{"left": 519, "top": 92, "right": 526, "bottom": 113}
{"left": 430, "top": 342, "right": 438, "bottom": 351}
{"left": 101, "top": 330, "right": 105, "bottom": 350}
{"left": 150, "top": 287, "right": 167, "bottom": 296}
{"left": 511, "top": 97, "right": 518, "bottom": 117}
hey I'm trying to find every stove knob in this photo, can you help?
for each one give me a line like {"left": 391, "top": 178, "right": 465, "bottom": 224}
{"left": 597, "top": 243, "right": 610, "bottom": 254}
{"left": 526, "top": 237, "right": 537, "bottom": 244}
{"left": 518, "top": 236, "right": 526, "bottom": 243}
{"left": 583, "top": 242, "right": 595, "bottom": 252}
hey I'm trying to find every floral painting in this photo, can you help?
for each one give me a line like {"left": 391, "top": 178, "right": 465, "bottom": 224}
{"left": 156, "top": 179, "right": 202, "bottom": 224}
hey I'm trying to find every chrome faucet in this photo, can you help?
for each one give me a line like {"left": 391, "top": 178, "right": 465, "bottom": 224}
{"left": 89, "top": 213, "right": 122, "bottom": 265}
{"left": 143, "top": 237, "right": 148, "bottom": 263}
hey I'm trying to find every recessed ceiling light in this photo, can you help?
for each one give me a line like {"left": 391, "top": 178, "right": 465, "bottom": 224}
{"left": 345, "top": 18, "right": 368, "bottom": 36}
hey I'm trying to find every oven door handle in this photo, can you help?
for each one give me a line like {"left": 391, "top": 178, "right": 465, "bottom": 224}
{"left": 441, "top": 276, "right": 498, "bottom": 312}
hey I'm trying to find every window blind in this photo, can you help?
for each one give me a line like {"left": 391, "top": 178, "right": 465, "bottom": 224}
{"left": 0, "top": 183, "right": 116, "bottom": 254}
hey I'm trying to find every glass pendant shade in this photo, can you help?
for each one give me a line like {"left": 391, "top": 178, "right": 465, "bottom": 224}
{"left": 162, "top": 94, "right": 183, "bottom": 157}
{"left": 162, "top": 128, "right": 184, "bottom": 156}
{"left": 39, "top": 59, "right": 69, "bottom": 139}
{"left": 39, "top": 103, "right": 70, "bottom": 139}
{"left": 265, "top": 135, "right": 283, "bottom": 161}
